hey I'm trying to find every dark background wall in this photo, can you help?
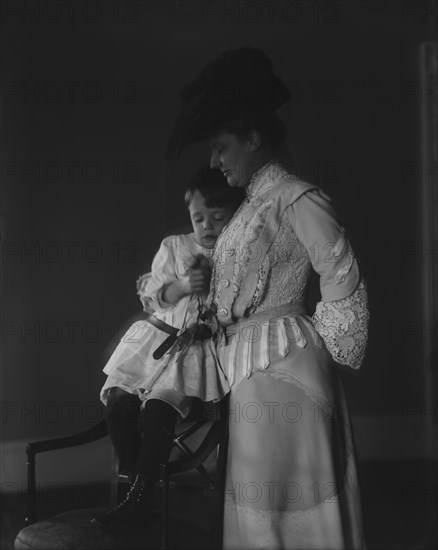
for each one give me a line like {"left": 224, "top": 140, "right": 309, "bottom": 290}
{"left": 1, "top": 0, "right": 436, "bottom": 458}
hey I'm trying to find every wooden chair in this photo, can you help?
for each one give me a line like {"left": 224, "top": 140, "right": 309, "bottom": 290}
{"left": 14, "top": 397, "right": 229, "bottom": 550}
{"left": 160, "top": 397, "right": 229, "bottom": 550}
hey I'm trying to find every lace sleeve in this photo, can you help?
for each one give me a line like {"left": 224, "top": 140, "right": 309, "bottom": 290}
{"left": 312, "top": 280, "right": 369, "bottom": 370}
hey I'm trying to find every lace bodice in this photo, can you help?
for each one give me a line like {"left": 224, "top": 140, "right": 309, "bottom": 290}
{"left": 211, "top": 201, "right": 313, "bottom": 314}
{"left": 209, "top": 161, "right": 369, "bottom": 371}
{"left": 250, "top": 209, "right": 314, "bottom": 312}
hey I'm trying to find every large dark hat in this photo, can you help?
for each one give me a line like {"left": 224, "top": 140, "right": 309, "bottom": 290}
{"left": 166, "top": 48, "right": 290, "bottom": 160}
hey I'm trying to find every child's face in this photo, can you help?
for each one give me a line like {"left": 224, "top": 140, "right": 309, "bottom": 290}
{"left": 188, "top": 191, "right": 234, "bottom": 249}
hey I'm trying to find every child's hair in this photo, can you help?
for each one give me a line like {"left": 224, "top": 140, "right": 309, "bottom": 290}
{"left": 184, "top": 166, "right": 245, "bottom": 211}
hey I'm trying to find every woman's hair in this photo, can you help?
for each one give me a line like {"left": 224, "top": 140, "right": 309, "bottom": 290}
{"left": 214, "top": 109, "right": 287, "bottom": 149}
{"left": 184, "top": 166, "right": 245, "bottom": 211}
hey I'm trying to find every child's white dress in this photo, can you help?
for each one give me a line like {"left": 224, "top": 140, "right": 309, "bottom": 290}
{"left": 100, "top": 233, "right": 230, "bottom": 418}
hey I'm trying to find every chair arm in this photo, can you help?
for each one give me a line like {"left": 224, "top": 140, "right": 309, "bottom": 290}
{"left": 25, "top": 419, "right": 108, "bottom": 525}
{"left": 26, "top": 419, "right": 108, "bottom": 456}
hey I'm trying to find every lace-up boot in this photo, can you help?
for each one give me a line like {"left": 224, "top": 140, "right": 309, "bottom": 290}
{"left": 91, "top": 473, "right": 155, "bottom": 533}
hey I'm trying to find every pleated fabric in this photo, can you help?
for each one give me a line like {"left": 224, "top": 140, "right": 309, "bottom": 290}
{"left": 217, "top": 317, "right": 366, "bottom": 550}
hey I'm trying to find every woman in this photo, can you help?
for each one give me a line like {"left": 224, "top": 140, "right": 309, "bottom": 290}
{"left": 167, "top": 48, "right": 369, "bottom": 550}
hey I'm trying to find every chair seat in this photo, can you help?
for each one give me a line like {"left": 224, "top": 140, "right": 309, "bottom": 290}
{"left": 14, "top": 507, "right": 210, "bottom": 550}
{"left": 17, "top": 397, "right": 229, "bottom": 550}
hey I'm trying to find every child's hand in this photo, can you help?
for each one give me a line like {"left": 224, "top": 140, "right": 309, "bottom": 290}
{"left": 188, "top": 254, "right": 211, "bottom": 294}
{"left": 188, "top": 267, "right": 211, "bottom": 294}
{"left": 163, "top": 255, "right": 212, "bottom": 304}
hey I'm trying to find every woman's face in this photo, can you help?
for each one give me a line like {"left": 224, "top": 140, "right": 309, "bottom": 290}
{"left": 209, "top": 132, "right": 257, "bottom": 188}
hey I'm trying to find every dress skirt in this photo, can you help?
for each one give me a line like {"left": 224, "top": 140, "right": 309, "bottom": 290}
{"left": 100, "top": 319, "right": 230, "bottom": 418}
{"left": 216, "top": 314, "right": 366, "bottom": 550}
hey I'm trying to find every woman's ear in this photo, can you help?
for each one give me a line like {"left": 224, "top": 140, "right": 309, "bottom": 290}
{"left": 247, "top": 129, "right": 262, "bottom": 151}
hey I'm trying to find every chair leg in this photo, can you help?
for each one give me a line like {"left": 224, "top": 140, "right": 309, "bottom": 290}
{"left": 25, "top": 445, "right": 36, "bottom": 525}
{"left": 174, "top": 437, "right": 216, "bottom": 487}
{"left": 110, "top": 448, "right": 120, "bottom": 506}
{"left": 161, "top": 464, "right": 170, "bottom": 550}
{"left": 213, "top": 426, "right": 229, "bottom": 549}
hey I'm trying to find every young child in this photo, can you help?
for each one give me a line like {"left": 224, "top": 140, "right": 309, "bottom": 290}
{"left": 92, "top": 167, "right": 244, "bottom": 533}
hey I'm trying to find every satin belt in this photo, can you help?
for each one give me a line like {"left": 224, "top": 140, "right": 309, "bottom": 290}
{"left": 222, "top": 302, "right": 307, "bottom": 338}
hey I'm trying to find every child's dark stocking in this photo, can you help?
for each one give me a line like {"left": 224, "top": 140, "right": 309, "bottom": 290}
{"left": 136, "top": 398, "right": 178, "bottom": 480}
{"left": 105, "top": 387, "right": 142, "bottom": 479}
{"left": 93, "top": 396, "right": 179, "bottom": 533}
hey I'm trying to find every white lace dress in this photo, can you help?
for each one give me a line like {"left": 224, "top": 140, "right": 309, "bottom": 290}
{"left": 100, "top": 234, "right": 229, "bottom": 418}
{"left": 208, "top": 161, "right": 369, "bottom": 549}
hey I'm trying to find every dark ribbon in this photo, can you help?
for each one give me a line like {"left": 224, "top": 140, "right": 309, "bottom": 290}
{"left": 144, "top": 313, "right": 213, "bottom": 360}
{"left": 143, "top": 314, "right": 179, "bottom": 360}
